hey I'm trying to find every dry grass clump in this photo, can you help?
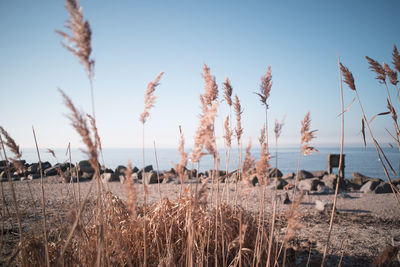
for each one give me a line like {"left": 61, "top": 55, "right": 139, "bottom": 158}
{"left": 21, "top": 191, "right": 275, "bottom": 266}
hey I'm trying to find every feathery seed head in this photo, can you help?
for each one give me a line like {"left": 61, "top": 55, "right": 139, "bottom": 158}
{"left": 57, "top": 0, "right": 94, "bottom": 78}
{"left": 242, "top": 140, "right": 255, "bottom": 178}
{"left": 201, "top": 64, "right": 218, "bottom": 106}
{"left": 274, "top": 115, "right": 286, "bottom": 141}
{"left": 384, "top": 63, "right": 398, "bottom": 86}
{"left": 256, "top": 142, "right": 270, "bottom": 186}
{"left": 140, "top": 71, "right": 164, "bottom": 124}
{"left": 257, "top": 65, "right": 272, "bottom": 106}
{"left": 59, "top": 89, "right": 99, "bottom": 170}
{"left": 393, "top": 45, "right": 400, "bottom": 73}
{"left": 366, "top": 56, "right": 386, "bottom": 83}
{"left": 234, "top": 95, "right": 243, "bottom": 142}
{"left": 191, "top": 101, "right": 219, "bottom": 163}
{"left": 223, "top": 77, "right": 233, "bottom": 106}
{"left": 0, "top": 126, "right": 22, "bottom": 159}
{"left": 340, "top": 63, "right": 356, "bottom": 91}
{"left": 300, "top": 112, "right": 318, "bottom": 156}
{"left": 224, "top": 116, "right": 233, "bottom": 148}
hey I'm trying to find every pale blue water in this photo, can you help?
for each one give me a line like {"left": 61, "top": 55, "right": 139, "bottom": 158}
{"left": 13, "top": 146, "right": 400, "bottom": 180}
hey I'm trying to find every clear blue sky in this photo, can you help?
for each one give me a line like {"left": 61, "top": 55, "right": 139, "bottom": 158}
{"left": 0, "top": 0, "right": 399, "bottom": 150}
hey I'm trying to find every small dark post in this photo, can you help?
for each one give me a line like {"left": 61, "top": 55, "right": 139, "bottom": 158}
{"left": 327, "top": 154, "right": 345, "bottom": 179}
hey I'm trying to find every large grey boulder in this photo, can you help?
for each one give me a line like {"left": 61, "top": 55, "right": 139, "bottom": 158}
{"left": 299, "top": 178, "right": 321, "bottom": 191}
{"left": 78, "top": 160, "right": 95, "bottom": 173}
{"left": 374, "top": 182, "right": 393, "bottom": 194}
{"left": 296, "top": 170, "right": 313, "bottom": 180}
{"left": 267, "top": 178, "right": 288, "bottom": 190}
{"left": 322, "top": 174, "right": 345, "bottom": 190}
{"left": 27, "top": 163, "right": 39, "bottom": 174}
{"left": 360, "top": 180, "right": 380, "bottom": 193}
{"left": 138, "top": 165, "right": 153, "bottom": 179}
{"left": 143, "top": 171, "right": 161, "bottom": 184}
{"left": 350, "top": 172, "right": 370, "bottom": 185}
{"left": 101, "top": 173, "right": 118, "bottom": 183}
{"left": 282, "top": 172, "right": 295, "bottom": 180}
{"left": 311, "top": 171, "right": 327, "bottom": 178}
{"left": 267, "top": 168, "right": 283, "bottom": 178}
{"left": 115, "top": 165, "right": 127, "bottom": 175}
{"left": 54, "top": 162, "right": 70, "bottom": 172}
{"left": 44, "top": 167, "right": 58, "bottom": 176}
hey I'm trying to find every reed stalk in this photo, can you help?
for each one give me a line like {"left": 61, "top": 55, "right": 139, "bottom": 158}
{"left": 32, "top": 126, "right": 50, "bottom": 267}
{"left": 340, "top": 63, "right": 400, "bottom": 206}
{"left": 321, "top": 54, "right": 345, "bottom": 266}
{"left": 0, "top": 128, "right": 24, "bottom": 262}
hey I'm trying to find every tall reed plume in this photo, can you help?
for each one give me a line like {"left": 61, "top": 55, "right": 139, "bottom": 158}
{"left": 57, "top": 0, "right": 94, "bottom": 78}
{"left": 139, "top": 71, "right": 164, "bottom": 267}
{"left": 340, "top": 62, "right": 400, "bottom": 205}
{"left": 256, "top": 66, "right": 272, "bottom": 151}
{"left": 191, "top": 64, "right": 219, "bottom": 164}
{"left": 293, "top": 112, "right": 317, "bottom": 200}
{"left": 57, "top": 0, "right": 96, "bottom": 118}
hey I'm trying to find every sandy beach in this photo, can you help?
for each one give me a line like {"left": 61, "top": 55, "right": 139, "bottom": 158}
{"left": 1, "top": 175, "right": 399, "bottom": 266}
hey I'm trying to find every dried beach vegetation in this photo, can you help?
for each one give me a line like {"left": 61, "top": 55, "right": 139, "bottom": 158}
{"left": 1, "top": 0, "right": 400, "bottom": 266}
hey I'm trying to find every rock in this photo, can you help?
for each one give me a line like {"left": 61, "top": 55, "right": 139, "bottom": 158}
{"left": 104, "top": 168, "right": 114, "bottom": 174}
{"left": 115, "top": 165, "right": 127, "bottom": 175}
{"left": 316, "top": 184, "right": 330, "bottom": 194}
{"left": 205, "top": 170, "right": 226, "bottom": 178}
{"left": 247, "top": 174, "right": 258, "bottom": 186}
{"left": 350, "top": 172, "right": 373, "bottom": 186}
{"left": 283, "top": 193, "right": 291, "bottom": 204}
{"left": 80, "top": 172, "right": 93, "bottom": 180}
{"left": 345, "top": 181, "right": 361, "bottom": 191}
{"left": 315, "top": 200, "right": 333, "bottom": 212}
{"left": 119, "top": 175, "right": 126, "bottom": 184}
{"left": 138, "top": 165, "right": 153, "bottom": 179}
{"left": 0, "top": 171, "right": 7, "bottom": 179}
{"left": 28, "top": 174, "right": 41, "bottom": 180}
{"left": 101, "top": 173, "right": 118, "bottom": 183}
{"left": 267, "top": 178, "right": 288, "bottom": 190}
{"left": 374, "top": 182, "right": 393, "bottom": 194}
{"left": 311, "top": 170, "right": 327, "bottom": 178}
{"left": 296, "top": 170, "right": 313, "bottom": 180}
{"left": 78, "top": 160, "right": 96, "bottom": 173}
{"left": 267, "top": 168, "right": 283, "bottom": 178}
{"left": 44, "top": 167, "right": 58, "bottom": 176}
{"left": 54, "top": 162, "right": 70, "bottom": 172}
{"left": 162, "top": 176, "right": 175, "bottom": 184}
{"left": 322, "top": 174, "right": 345, "bottom": 190}
{"left": 12, "top": 176, "right": 20, "bottom": 181}
{"left": 282, "top": 172, "right": 295, "bottom": 180}
{"left": 391, "top": 178, "right": 400, "bottom": 186}
{"left": 360, "top": 180, "right": 380, "bottom": 193}
{"left": 298, "top": 178, "right": 321, "bottom": 191}
{"left": 41, "top": 162, "right": 52, "bottom": 170}
{"left": 143, "top": 171, "right": 162, "bottom": 184}
{"left": 0, "top": 160, "right": 8, "bottom": 167}
{"left": 27, "top": 163, "right": 39, "bottom": 174}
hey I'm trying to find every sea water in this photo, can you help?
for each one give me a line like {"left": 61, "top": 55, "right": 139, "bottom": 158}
{"left": 15, "top": 146, "right": 400, "bottom": 180}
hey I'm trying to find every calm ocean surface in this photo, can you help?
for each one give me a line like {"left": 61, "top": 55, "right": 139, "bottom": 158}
{"left": 15, "top": 146, "right": 400, "bottom": 180}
